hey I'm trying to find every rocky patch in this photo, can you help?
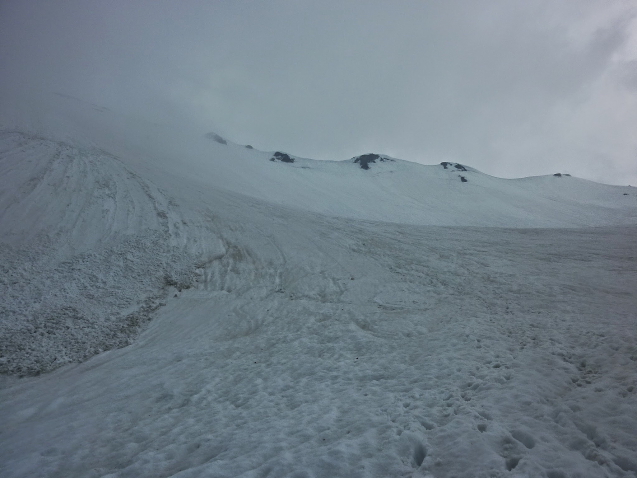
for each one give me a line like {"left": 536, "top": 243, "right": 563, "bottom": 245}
{"left": 204, "top": 132, "right": 227, "bottom": 145}
{"left": 441, "top": 162, "right": 467, "bottom": 171}
{"left": 352, "top": 153, "right": 395, "bottom": 170}
{"left": 270, "top": 151, "right": 294, "bottom": 163}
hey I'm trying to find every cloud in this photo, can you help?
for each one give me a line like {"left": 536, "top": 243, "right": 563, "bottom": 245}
{"left": 1, "top": 0, "right": 636, "bottom": 184}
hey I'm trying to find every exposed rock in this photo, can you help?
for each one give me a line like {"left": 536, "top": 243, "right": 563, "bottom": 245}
{"left": 441, "top": 162, "right": 467, "bottom": 171}
{"left": 270, "top": 151, "right": 294, "bottom": 163}
{"left": 352, "top": 154, "right": 395, "bottom": 170}
{"left": 554, "top": 173, "right": 562, "bottom": 177}
{"left": 245, "top": 145, "right": 253, "bottom": 149}
{"left": 459, "top": 175, "right": 468, "bottom": 183}
{"left": 205, "top": 132, "right": 227, "bottom": 145}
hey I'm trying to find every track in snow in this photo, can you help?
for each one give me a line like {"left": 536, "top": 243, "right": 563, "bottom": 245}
{"left": 2, "top": 167, "right": 636, "bottom": 476}
{"left": 0, "top": 112, "right": 636, "bottom": 477}
{"left": 0, "top": 132, "right": 218, "bottom": 376}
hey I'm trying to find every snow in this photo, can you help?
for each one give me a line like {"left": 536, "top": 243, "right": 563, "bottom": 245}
{"left": 1, "top": 92, "right": 636, "bottom": 477}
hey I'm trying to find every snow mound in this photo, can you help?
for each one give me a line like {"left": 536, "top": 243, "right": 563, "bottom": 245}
{"left": 0, "top": 132, "right": 209, "bottom": 375}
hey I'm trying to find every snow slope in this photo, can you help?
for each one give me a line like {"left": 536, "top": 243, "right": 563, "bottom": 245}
{"left": 2, "top": 90, "right": 636, "bottom": 229}
{"left": 1, "top": 93, "right": 636, "bottom": 477}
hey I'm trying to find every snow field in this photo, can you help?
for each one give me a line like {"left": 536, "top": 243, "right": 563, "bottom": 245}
{"left": 2, "top": 187, "right": 636, "bottom": 476}
{"left": 1, "top": 93, "right": 636, "bottom": 477}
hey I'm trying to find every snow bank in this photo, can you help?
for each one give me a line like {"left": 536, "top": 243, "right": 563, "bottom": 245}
{"left": 0, "top": 132, "right": 216, "bottom": 376}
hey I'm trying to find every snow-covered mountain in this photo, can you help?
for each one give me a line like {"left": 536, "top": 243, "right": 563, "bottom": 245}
{"left": 1, "top": 93, "right": 636, "bottom": 477}
{"left": 2, "top": 90, "right": 635, "bottom": 230}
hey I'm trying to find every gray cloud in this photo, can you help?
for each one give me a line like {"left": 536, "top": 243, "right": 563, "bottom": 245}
{"left": 1, "top": 0, "right": 636, "bottom": 185}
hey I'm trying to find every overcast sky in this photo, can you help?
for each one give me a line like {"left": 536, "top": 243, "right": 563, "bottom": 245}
{"left": 1, "top": 1, "right": 637, "bottom": 185}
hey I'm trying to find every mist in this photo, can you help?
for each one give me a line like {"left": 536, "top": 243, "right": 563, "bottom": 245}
{"left": 1, "top": 0, "right": 636, "bottom": 185}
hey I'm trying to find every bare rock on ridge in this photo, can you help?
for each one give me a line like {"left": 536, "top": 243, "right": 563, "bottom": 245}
{"left": 353, "top": 153, "right": 395, "bottom": 170}
{"left": 205, "top": 132, "right": 227, "bottom": 145}
{"left": 441, "top": 162, "right": 467, "bottom": 171}
{"left": 270, "top": 151, "right": 294, "bottom": 163}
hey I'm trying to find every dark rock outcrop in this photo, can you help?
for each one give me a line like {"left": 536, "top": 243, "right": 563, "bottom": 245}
{"left": 270, "top": 151, "right": 294, "bottom": 163}
{"left": 352, "top": 154, "right": 394, "bottom": 170}
{"left": 205, "top": 132, "right": 227, "bottom": 145}
{"left": 459, "top": 175, "right": 468, "bottom": 183}
{"left": 441, "top": 162, "right": 467, "bottom": 171}
{"left": 245, "top": 145, "right": 253, "bottom": 149}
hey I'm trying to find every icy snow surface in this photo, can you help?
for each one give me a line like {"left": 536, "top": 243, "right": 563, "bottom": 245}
{"left": 1, "top": 92, "right": 637, "bottom": 477}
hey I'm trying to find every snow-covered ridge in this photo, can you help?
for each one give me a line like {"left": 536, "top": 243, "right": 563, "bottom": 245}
{"left": 2, "top": 91, "right": 635, "bottom": 229}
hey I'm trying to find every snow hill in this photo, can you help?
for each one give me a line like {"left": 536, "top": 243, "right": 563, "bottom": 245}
{"left": 1, "top": 92, "right": 636, "bottom": 477}
{"left": 2, "top": 91, "right": 635, "bottom": 230}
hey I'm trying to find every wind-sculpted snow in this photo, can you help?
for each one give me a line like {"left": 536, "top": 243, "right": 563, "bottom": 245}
{"left": 0, "top": 132, "right": 217, "bottom": 375}
{"left": 0, "top": 95, "right": 637, "bottom": 477}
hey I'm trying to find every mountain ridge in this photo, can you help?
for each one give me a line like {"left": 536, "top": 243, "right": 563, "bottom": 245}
{"left": 1, "top": 90, "right": 636, "bottom": 229}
